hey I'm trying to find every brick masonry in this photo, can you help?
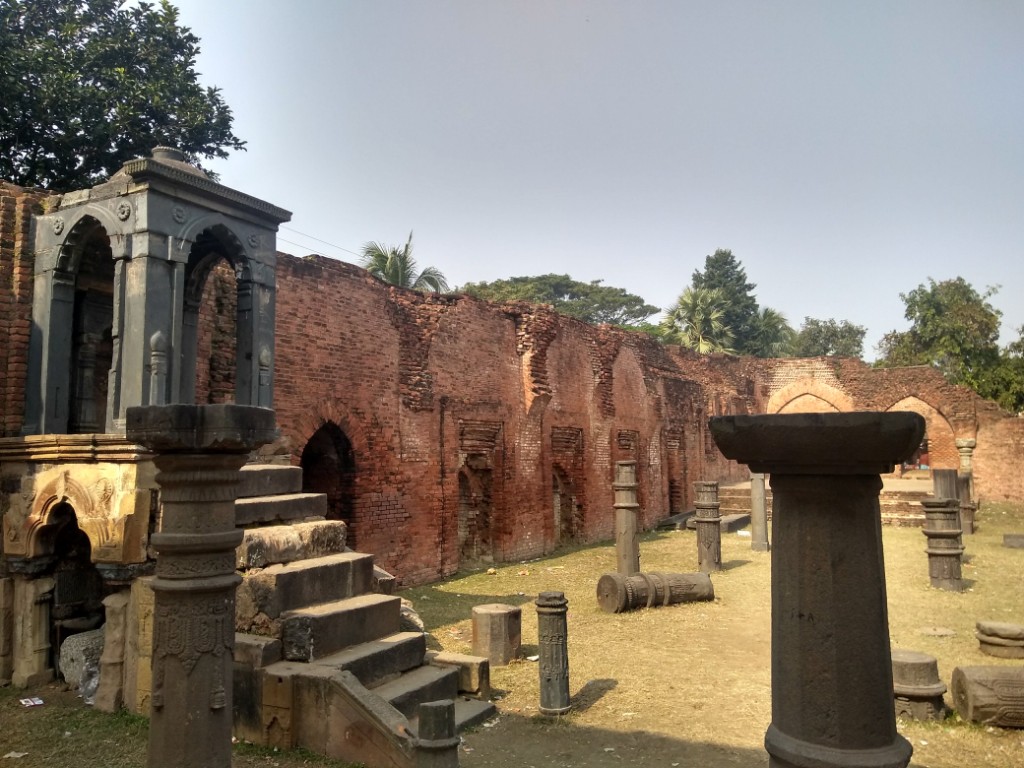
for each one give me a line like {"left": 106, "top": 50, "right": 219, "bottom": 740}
{"left": 2, "top": 181, "right": 1022, "bottom": 585}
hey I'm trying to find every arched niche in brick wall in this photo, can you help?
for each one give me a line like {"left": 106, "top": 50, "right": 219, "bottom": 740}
{"left": 457, "top": 466, "right": 493, "bottom": 567}
{"left": 300, "top": 421, "right": 357, "bottom": 545}
{"left": 886, "top": 396, "right": 957, "bottom": 470}
{"left": 766, "top": 379, "right": 854, "bottom": 415}
{"left": 552, "top": 464, "right": 581, "bottom": 548}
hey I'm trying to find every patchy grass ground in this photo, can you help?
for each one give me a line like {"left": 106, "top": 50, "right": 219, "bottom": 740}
{"left": 1, "top": 501, "right": 1022, "bottom": 767}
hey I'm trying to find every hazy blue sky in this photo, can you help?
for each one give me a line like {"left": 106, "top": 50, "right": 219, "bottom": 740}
{"left": 168, "top": 1, "right": 1024, "bottom": 357}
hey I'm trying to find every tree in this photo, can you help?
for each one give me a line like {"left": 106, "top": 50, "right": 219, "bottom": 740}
{"left": 360, "top": 232, "right": 450, "bottom": 293}
{"left": 747, "top": 307, "right": 796, "bottom": 358}
{"left": 691, "top": 249, "right": 759, "bottom": 354}
{"left": 973, "top": 325, "right": 1024, "bottom": 414}
{"left": 876, "top": 277, "right": 1001, "bottom": 389}
{"left": 0, "top": 0, "right": 245, "bottom": 190}
{"left": 460, "top": 274, "right": 659, "bottom": 327}
{"left": 791, "top": 317, "right": 866, "bottom": 358}
{"left": 661, "top": 286, "right": 735, "bottom": 354}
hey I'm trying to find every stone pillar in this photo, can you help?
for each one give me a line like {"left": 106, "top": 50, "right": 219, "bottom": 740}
{"left": 414, "top": 699, "right": 460, "bottom": 768}
{"left": 955, "top": 438, "right": 976, "bottom": 503}
{"left": 921, "top": 498, "right": 964, "bottom": 592}
{"left": 693, "top": 481, "right": 722, "bottom": 573}
{"left": 957, "top": 473, "right": 975, "bottom": 534}
{"left": 750, "top": 472, "right": 769, "bottom": 552}
{"left": 710, "top": 411, "right": 922, "bottom": 768}
{"left": 471, "top": 603, "right": 521, "bottom": 666}
{"left": 11, "top": 574, "right": 56, "bottom": 687}
{"left": 0, "top": 578, "right": 14, "bottom": 685}
{"left": 536, "top": 591, "right": 570, "bottom": 716}
{"left": 126, "top": 404, "right": 275, "bottom": 768}
{"left": 94, "top": 591, "right": 131, "bottom": 712}
{"left": 613, "top": 461, "right": 640, "bottom": 576}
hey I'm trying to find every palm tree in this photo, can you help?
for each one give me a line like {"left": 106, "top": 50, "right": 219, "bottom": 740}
{"left": 359, "top": 231, "right": 450, "bottom": 293}
{"left": 747, "top": 306, "right": 795, "bottom": 358}
{"left": 661, "top": 286, "right": 735, "bottom": 354}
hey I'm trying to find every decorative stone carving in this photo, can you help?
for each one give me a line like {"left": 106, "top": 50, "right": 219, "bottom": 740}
{"left": 116, "top": 200, "right": 132, "bottom": 221}
{"left": 596, "top": 571, "right": 713, "bottom": 613}
{"left": 693, "top": 480, "right": 722, "bottom": 573}
{"left": 951, "top": 666, "right": 1024, "bottom": 728}
{"left": 891, "top": 649, "right": 947, "bottom": 721}
{"left": 536, "top": 591, "right": 570, "bottom": 716}
{"left": 710, "top": 411, "right": 923, "bottom": 768}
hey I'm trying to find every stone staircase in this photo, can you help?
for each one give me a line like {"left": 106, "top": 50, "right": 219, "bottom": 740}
{"left": 231, "top": 464, "right": 494, "bottom": 768}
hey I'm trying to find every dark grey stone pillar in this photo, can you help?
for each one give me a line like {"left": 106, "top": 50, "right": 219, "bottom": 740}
{"left": 694, "top": 481, "right": 722, "bottom": 573}
{"left": 921, "top": 498, "right": 964, "bottom": 591}
{"left": 613, "top": 461, "right": 640, "bottom": 576}
{"left": 536, "top": 591, "right": 570, "bottom": 716}
{"left": 126, "top": 404, "right": 275, "bottom": 768}
{"left": 710, "top": 412, "right": 922, "bottom": 768}
{"left": 750, "top": 472, "right": 769, "bottom": 552}
{"left": 415, "top": 699, "right": 460, "bottom": 768}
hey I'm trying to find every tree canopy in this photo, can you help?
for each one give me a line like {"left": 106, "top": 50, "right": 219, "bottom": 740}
{"left": 0, "top": 0, "right": 245, "bottom": 190}
{"left": 460, "top": 274, "right": 659, "bottom": 327}
{"left": 660, "top": 286, "right": 735, "bottom": 354}
{"left": 791, "top": 317, "right": 866, "bottom": 358}
{"left": 360, "top": 232, "right": 450, "bottom": 293}
{"left": 690, "top": 249, "right": 761, "bottom": 353}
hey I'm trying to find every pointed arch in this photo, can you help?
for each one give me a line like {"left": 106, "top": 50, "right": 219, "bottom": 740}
{"left": 766, "top": 379, "right": 854, "bottom": 414}
{"left": 886, "top": 396, "right": 957, "bottom": 470}
{"left": 300, "top": 421, "right": 358, "bottom": 545}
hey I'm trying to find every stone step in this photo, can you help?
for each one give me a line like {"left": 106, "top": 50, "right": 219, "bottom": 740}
{"left": 311, "top": 632, "right": 427, "bottom": 689}
{"left": 281, "top": 593, "right": 402, "bottom": 662}
{"left": 236, "top": 492, "right": 328, "bottom": 527}
{"left": 238, "top": 464, "right": 303, "bottom": 498}
{"left": 236, "top": 520, "right": 348, "bottom": 569}
{"left": 409, "top": 696, "right": 496, "bottom": 737}
{"left": 237, "top": 552, "right": 375, "bottom": 629}
{"left": 372, "top": 663, "right": 460, "bottom": 719}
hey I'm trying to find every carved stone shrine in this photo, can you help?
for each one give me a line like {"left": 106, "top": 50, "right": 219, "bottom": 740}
{"left": 891, "top": 649, "right": 947, "bottom": 721}
{"left": 126, "top": 403, "right": 276, "bottom": 768}
{"left": 613, "top": 461, "right": 640, "bottom": 576}
{"left": 595, "top": 571, "right": 713, "bottom": 613}
{"left": 921, "top": 498, "right": 964, "bottom": 592}
{"left": 710, "top": 411, "right": 923, "bottom": 768}
{"left": 536, "top": 591, "right": 570, "bottom": 716}
{"left": 750, "top": 472, "right": 770, "bottom": 552}
{"left": 693, "top": 480, "right": 722, "bottom": 573}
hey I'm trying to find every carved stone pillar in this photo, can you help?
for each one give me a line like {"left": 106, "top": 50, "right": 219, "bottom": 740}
{"left": 11, "top": 574, "right": 55, "bottom": 687}
{"left": 921, "top": 498, "right": 964, "bottom": 591}
{"left": 750, "top": 472, "right": 770, "bottom": 552}
{"left": 710, "top": 412, "right": 922, "bottom": 768}
{"left": 536, "top": 591, "right": 570, "bottom": 716}
{"left": 126, "top": 404, "right": 275, "bottom": 768}
{"left": 694, "top": 480, "right": 722, "bottom": 573}
{"left": 613, "top": 461, "right": 640, "bottom": 576}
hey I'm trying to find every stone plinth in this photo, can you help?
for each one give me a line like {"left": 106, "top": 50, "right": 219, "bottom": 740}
{"left": 976, "top": 620, "right": 1024, "bottom": 659}
{"left": 921, "top": 498, "right": 964, "bottom": 591}
{"left": 536, "top": 591, "right": 570, "bottom": 716}
{"left": 891, "top": 649, "right": 946, "bottom": 721}
{"left": 693, "top": 481, "right": 722, "bottom": 573}
{"left": 710, "top": 411, "right": 923, "bottom": 768}
{"left": 471, "top": 603, "right": 521, "bottom": 667}
{"left": 750, "top": 472, "right": 770, "bottom": 552}
{"left": 126, "top": 404, "right": 276, "bottom": 768}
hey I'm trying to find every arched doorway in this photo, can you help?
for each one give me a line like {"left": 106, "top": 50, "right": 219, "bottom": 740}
{"left": 300, "top": 423, "right": 357, "bottom": 545}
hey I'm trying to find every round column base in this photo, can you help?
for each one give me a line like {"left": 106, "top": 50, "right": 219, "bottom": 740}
{"left": 765, "top": 724, "right": 912, "bottom": 768}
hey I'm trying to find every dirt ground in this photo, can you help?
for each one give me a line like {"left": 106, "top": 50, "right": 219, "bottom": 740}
{"left": 404, "top": 501, "right": 1024, "bottom": 768}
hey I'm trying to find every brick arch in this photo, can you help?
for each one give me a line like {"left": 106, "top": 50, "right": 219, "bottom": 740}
{"left": 766, "top": 380, "right": 855, "bottom": 414}
{"left": 885, "top": 396, "right": 957, "bottom": 469}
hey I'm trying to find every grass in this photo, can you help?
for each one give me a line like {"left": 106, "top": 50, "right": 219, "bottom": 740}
{"left": 2, "top": 501, "right": 1022, "bottom": 767}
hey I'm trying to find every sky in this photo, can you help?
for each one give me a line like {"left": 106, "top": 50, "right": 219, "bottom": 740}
{"left": 166, "top": 0, "right": 1024, "bottom": 358}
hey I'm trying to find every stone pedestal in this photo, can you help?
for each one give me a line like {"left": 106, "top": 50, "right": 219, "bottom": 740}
{"left": 921, "top": 498, "right": 964, "bottom": 591}
{"left": 126, "top": 404, "right": 276, "bottom": 768}
{"left": 710, "top": 411, "right": 922, "bottom": 768}
{"left": 613, "top": 461, "right": 640, "bottom": 576}
{"left": 415, "top": 699, "right": 460, "bottom": 768}
{"left": 693, "top": 481, "right": 722, "bottom": 573}
{"left": 891, "top": 649, "right": 946, "bottom": 721}
{"left": 536, "top": 591, "right": 570, "bottom": 716}
{"left": 976, "top": 620, "right": 1024, "bottom": 659}
{"left": 471, "top": 603, "right": 521, "bottom": 666}
{"left": 750, "top": 472, "right": 770, "bottom": 552}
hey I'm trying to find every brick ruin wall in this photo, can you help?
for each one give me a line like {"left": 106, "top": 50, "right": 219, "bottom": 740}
{"left": 2, "top": 184, "right": 1023, "bottom": 585}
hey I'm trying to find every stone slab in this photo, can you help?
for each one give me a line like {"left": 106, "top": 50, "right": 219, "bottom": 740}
{"left": 281, "top": 594, "right": 402, "bottom": 662}
{"left": 311, "top": 631, "right": 427, "bottom": 688}
{"left": 685, "top": 513, "right": 750, "bottom": 532}
{"left": 1004, "top": 533, "right": 1024, "bottom": 549}
{"left": 236, "top": 520, "right": 348, "bottom": 569}
{"left": 976, "top": 621, "right": 1024, "bottom": 640}
{"left": 235, "top": 493, "right": 329, "bottom": 527}
{"left": 237, "top": 465, "right": 303, "bottom": 498}
{"left": 372, "top": 663, "right": 460, "bottom": 719}
{"left": 426, "top": 650, "right": 491, "bottom": 698}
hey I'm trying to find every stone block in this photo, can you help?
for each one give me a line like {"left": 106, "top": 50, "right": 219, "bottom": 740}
{"left": 976, "top": 621, "right": 1024, "bottom": 659}
{"left": 237, "top": 464, "right": 303, "bottom": 498}
{"left": 312, "top": 631, "right": 426, "bottom": 688}
{"left": 1004, "top": 533, "right": 1024, "bottom": 549}
{"left": 94, "top": 590, "right": 130, "bottom": 712}
{"left": 12, "top": 575, "right": 55, "bottom": 688}
{"left": 123, "top": 575, "right": 155, "bottom": 714}
{"left": 281, "top": 594, "right": 402, "bottom": 662}
{"left": 235, "top": 520, "right": 348, "bottom": 569}
{"left": 892, "top": 649, "right": 947, "bottom": 721}
{"left": 0, "top": 578, "right": 12, "bottom": 684}
{"left": 426, "top": 650, "right": 491, "bottom": 698}
{"left": 471, "top": 603, "right": 521, "bottom": 666}
{"left": 952, "top": 666, "right": 1024, "bottom": 727}
{"left": 58, "top": 627, "right": 104, "bottom": 690}
{"left": 235, "top": 492, "right": 328, "bottom": 527}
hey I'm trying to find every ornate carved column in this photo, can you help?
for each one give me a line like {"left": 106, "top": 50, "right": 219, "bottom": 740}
{"left": 536, "top": 591, "right": 570, "bottom": 716}
{"left": 694, "top": 480, "right": 722, "bottom": 573}
{"left": 126, "top": 404, "right": 275, "bottom": 768}
{"left": 613, "top": 461, "right": 640, "bottom": 576}
{"left": 710, "top": 412, "right": 922, "bottom": 768}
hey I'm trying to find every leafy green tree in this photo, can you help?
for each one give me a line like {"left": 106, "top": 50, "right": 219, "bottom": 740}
{"left": 974, "top": 325, "right": 1024, "bottom": 414}
{"left": 661, "top": 286, "right": 735, "bottom": 354}
{"left": 791, "top": 317, "right": 866, "bottom": 358}
{"left": 360, "top": 232, "right": 450, "bottom": 293}
{"left": 691, "top": 249, "right": 759, "bottom": 354}
{"left": 876, "top": 277, "right": 1001, "bottom": 389}
{"left": 746, "top": 307, "right": 796, "bottom": 358}
{"left": 460, "top": 274, "right": 659, "bottom": 327}
{"left": 0, "top": 0, "right": 245, "bottom": 190}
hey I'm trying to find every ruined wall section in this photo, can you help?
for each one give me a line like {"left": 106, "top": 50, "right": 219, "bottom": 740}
{"left": 0, "top": 184, "right": 49, "bottom": 437}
